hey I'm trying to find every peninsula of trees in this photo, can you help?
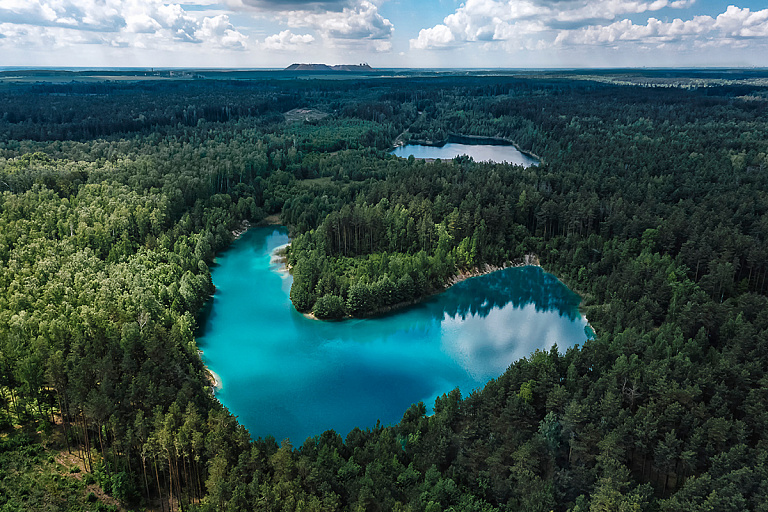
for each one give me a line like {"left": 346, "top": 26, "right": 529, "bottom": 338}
{"left": 1, "top": 69, "right": 768, "bottom": 511}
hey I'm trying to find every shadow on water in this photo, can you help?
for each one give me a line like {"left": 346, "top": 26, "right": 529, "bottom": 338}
{"left": 314, "top": 266, "right": 586, "bottom": 346}
{"left": 195, "top": 299, "right": 215, "bottom": 338}
{"left": 432, "top": 266, "right": 582, "bottom": 322}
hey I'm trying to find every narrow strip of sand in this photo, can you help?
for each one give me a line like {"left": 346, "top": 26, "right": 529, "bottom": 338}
{"left": 207, "top": 368, "right": 223, "bottom": 392}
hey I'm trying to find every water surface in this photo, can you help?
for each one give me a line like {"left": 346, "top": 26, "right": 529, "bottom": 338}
{"left": 197, "top": 227, "right": 591, "bottom": 443}
{"left": 391, "top": 142, "right": 538, "bottom": 166}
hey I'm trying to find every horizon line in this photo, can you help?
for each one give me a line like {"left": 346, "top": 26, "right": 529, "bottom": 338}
{"left": 1, "top": 66, "right": 768, "bottom": 71}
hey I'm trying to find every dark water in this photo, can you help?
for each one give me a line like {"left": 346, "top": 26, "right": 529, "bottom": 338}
{"left": 197, "top": 227, "right": 591, "bottom": 443}
{"left": 391, "top": 142, "right": 539, "bottom": 166}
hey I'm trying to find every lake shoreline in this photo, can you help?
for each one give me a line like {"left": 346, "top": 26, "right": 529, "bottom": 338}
{"left": 271, "top": 242, "right": 291, "bottom": 276}
{"left": 272, "top": 242, "right": 547, "bottom": 321}
{"left": 198, "top": 225, "right": 595, "bottom": 441}
{"left": 199, "top": 350, "right": 223, "bottom": 394}
{"left": 445, "top": 254, "right": 540, "bottom": 287}
{"left": 208, "top": 368, "right": 223, "bottom": 391}
{"left": 270, "top": 240, "right": 595, "bottom": 338}
{"left": 363, "top": 254, "right": 543, "bottom": 320}
{"left": 231, "top": 220, "right": 251, "bottom": 240}
{"left": 344, "top": 256, "right": 542, "bottom": 320}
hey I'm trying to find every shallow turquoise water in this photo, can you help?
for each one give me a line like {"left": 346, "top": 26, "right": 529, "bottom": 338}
{"left": 197, "top": 227, "right": 592, "bottom": 443}
{"left": 391, "top": 142, "right": 539, "bottom": 166}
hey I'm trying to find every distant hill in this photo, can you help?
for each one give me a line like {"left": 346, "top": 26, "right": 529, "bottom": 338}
{"left": 285, "top": 63, "right": 374, "bottom": 72}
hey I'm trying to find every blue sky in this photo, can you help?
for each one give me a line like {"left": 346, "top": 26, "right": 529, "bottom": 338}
{"left": 0, "top": 0, "right": 766, "bottom": 68}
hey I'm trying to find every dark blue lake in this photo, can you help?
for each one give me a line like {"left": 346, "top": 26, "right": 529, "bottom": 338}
{"left": 197, "top": 227, "right": 591, "bottom": 443}
{"left": 391, "top": 142, "right": 539, "bottom": 166}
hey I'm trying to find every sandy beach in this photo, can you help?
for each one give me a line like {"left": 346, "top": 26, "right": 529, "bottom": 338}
{"left": 207, "top": 368, "right": 223, "bottom": 392}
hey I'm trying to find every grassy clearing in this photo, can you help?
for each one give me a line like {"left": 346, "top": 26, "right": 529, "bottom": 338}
{"left": 283, "top": 107, "right": 329, "bottom": 123}
{"left": 0, "top": 410, "right": 121, "bottom": 512}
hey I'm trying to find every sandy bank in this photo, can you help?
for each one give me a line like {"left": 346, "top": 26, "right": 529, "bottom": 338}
{"left": 281, "top": 252, "right": 544, "bottom": 322}
{"left": 266, "top": 233, "right": 593, "bottom": 336}
{"left": 231, "top": 220, "right": 251, "bottom": 240}
{"left": 200, "top": 358, "right": 223, "bottom": 394}
{"left": 208, "top": 368, "right": 223, "bottom": 391}
{"left": 445, "top": 254, "right": 540, "bottom": 287}
{"left": 271, "top": 242, "right": 291, "bottom": 276}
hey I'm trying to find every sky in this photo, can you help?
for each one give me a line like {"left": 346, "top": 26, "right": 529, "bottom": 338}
{"left": 0, "top": 0, "right": 767, "bottom": 68}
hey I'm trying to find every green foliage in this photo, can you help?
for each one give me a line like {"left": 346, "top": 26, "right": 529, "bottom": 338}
{"left": 519, "top": 380, "right": 535, "bottom": 404}
{"left": 0, "top": 432, "right": 104, "bottom": 511}
{"left": 313, "top": 294, "right": 346, "bottom": 320}
{"left": 2, "top": 70, "right": 768, "bottom": 512}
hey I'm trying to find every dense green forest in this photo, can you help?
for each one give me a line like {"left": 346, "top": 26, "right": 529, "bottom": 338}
{"left": 2, "top": 70, "right": 768, "bottom": 511}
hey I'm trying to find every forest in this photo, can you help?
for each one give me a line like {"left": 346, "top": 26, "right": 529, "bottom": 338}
{"left": 1, "top": 69, "right": 768, "bottom": 511}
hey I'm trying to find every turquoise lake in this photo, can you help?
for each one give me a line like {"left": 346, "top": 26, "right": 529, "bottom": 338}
{"left": 197, "top": 227, "right": 592, "bottom": 443}
{"left": 391, "top": 142, "right": 539, "bottom": 166}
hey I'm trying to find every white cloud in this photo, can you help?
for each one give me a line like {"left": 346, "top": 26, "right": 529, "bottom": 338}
{"left": 0, "top": 0, "right": 248, "bottom": 50}
{"left": 263, "top": 29, "right": 314, "bottom": 50}
{"left": 125, "top": 13, "right": 162, "bottom": 34}
{"left": 556, "top": 6, "right": 768, "bottom": 46}
{"left": 0, "top": 21, "right": 103, "bottom": 48}
{"left": 0, "top": 0, "right": 125, "bottom": 31}
{"left": 0, "top": 0, "right": 394, "bottom": 57}
{"left": 551, "top": 0, "right": 695, "bottom": 23}
{"left": 155, "top": 3, "right": 201, "bottom": 42}
{"left": 196, "top": 14, "right": 249, "bottom": 49}
{"left": 410, "top": 0, "right": 695, "bottom": 50}
{"left": 555, "top": 16, "right": 709, "bottom": 44}
{"left": 284, "top": 0, "right": 393, "bottom": 49}
{"left": 411, "top": 24, "right": 455, "bottom": 49}
{"left": 224, "top": 0, "right": 352, "bottom": 13}
{"left": 411, "top": 0, "right": 768, "bottom": 54}
{"left": 715, "top": 5, "right": 768, "bottom": 38}
{"left": 210, "top": 0, "right": 396, "bottom": 52}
